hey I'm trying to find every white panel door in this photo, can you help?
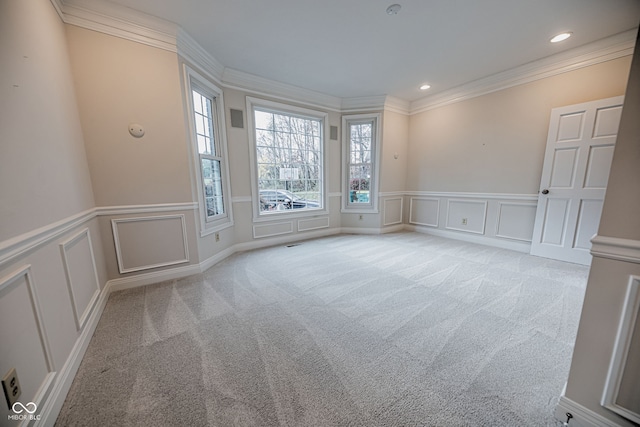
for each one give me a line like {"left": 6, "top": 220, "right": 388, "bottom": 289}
{"left": 530, "top": 96, "right": 623, "bottom": 265}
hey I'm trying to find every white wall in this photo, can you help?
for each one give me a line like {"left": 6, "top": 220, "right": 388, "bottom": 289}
{"left": 380, "top": 110, "right": 409, "bottom": 193}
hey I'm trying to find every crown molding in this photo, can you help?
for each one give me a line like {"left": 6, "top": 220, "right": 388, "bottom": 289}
{"left": 177, "top": 28, "right": 225, "bottom": 84}
{"left": 49, "top": 0, "right": 65, "bottom": 21}
{"left": 340, "top": 96, "right": 410, "bottom": 115}
{"left": 55, "top": 1, "right": 636, "bottom": 116}
{"left": 341, "top": 96, "right": 386, "bottom": 113}
{"left": 222, "top": 68, "right": 343, "bottom": 112}
{"left": 410, "top": 29, "right": 637, "bottom": 115}
{"left": 404, "top": 191, "right": 538, "bottom": 201}
{"left": 384, "top": 96, "right": 411, "bottom": 115}
{"left": 59, "top": 0, "right": 178, "bottom": 52}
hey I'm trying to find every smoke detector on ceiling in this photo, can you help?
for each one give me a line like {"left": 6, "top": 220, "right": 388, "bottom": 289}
{"left": 386, "top": 4, "right": 401, "bottom": 15}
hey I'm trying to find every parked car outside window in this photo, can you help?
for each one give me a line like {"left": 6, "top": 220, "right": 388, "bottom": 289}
{"left": 259, "top": 190, "right": 319, "bottom": 210}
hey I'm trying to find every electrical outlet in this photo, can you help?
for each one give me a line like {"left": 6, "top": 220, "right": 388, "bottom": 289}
{"left": 461, "top": 218, "right": 468, "bottom": 225}
{"left": 215, "top": 232, "right": 220, "bottom": 242}
{"left": 2, "top": 367, "right": 21, "bottom": 409}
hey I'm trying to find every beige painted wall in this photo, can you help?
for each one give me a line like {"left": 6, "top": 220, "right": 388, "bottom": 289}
{"left": 0, "top": 0, "right": 95, "bottom": 242}
{"left": 564, "top": 30, "right": 640, "bottom": 426}
{"left": 65, "top": 25, "right": 192, "bottom": 207}
{"left": 406, "top": 56, "right": 632, "bottom": 194}
{"left": 380, "top": 110, "right": 409, "bottom": 193}
{"left": 223, "top": 87, "right": 255, "bottom": 199}
{"left": 599, "top": 48, "right": 640, "bottom": 241}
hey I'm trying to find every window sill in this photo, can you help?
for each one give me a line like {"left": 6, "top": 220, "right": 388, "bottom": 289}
{"left": 341, "top": 208, "right": 379, "bottom": 214}
{"left": 253, "top": 208, "right": 328, "bottom": 223}
{"left": 200, "top": 220, "right": 234, "bottom": 238}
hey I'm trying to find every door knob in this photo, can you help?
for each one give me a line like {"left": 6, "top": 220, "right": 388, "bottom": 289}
{"left": 541, "top": 189, "right": 549, "bottom": 194}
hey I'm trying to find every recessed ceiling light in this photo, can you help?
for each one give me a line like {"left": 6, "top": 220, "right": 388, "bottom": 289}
{"left": 386, "top": 4, "right": 401, "bottom": 15}
{"left": 550, "top": 32, "right": 572, "bottom": 43}
{"left": 420, "top": 84, "right": 431, "bottom": 90}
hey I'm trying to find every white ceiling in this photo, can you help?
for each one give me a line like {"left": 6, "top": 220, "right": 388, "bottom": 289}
{"left": 74, "top": 0, "right": 640, "bottom": 102}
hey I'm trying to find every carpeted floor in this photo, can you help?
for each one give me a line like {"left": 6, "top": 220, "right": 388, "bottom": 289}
{"left": 56, "top": 232, "right": 589, "bottom": 426}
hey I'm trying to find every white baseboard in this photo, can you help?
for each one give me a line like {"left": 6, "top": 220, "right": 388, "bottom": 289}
{"left": 341, "top": 224, "right": 404, "bottom": 235}
{"left": 235, "top": 227, "right": 339, "bottom": 252}
{"left": 406, "top": 224, "right": 532, "bottom": 253}
{"left": 556, "top": 396, "right": 623, "bottom": 427}
{"left": 107, "top": 263, "right": 202, "bottom": 292}
{"left": 35, "top": 282, "right": 111, "bottom": 427}
{"left": 383, "top": 224, "right": 406, "bottom": 233}
{"left": 199, "top": 246, "right": 236, "bottom": 272}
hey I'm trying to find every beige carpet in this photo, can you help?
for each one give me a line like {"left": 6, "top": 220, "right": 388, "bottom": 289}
{"left": 56, "top": 232, "right": 589, "bottom": 426}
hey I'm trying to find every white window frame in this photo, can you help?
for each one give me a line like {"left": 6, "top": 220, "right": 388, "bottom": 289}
{"left": 183, "top": 65, "right": 233, "bottom": 236}
{"left": 246, "top": 96, "right": 328, "bottom": 222}
{"left": 341, "top": 113, "right": 381, "bottom": 213}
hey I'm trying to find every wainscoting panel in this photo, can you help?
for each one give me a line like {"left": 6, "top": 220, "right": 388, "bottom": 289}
{"left": 409, "top": 197, "right": 439, "bottom": 227}
{"left": 445, "top": 199, "right": 487, "bottom": 234}
{"left": 602, "top": 275, "right": 640, "bottom": 424}
{"left": 383, "top": 197, "right": 403, "bottom": 226}
{"left": 495, "top": 202, "right": 537, "bottom": 242}
{"left": 59, "top": 228, "right": 100, "bottom": 330}
{"left": 298, "top": 217, "right": 330, "bottom": 232}
{"left": 112, "top": 215, "right": 189, "bottom": 274}
{"left": 253, "top": 221, "right": 293, "bottom": 239}
{"left": 0, "top": 265, "right": 54, "bottom": 414}
{"left": 406, "top": 192, "right": 537, "bottom": 252}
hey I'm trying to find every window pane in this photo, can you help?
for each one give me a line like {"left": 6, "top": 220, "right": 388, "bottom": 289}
{"left": 202, "top": 158, "right": 224, "bottom": 217}
{"left": 346, "top": 120, "right": 375, "bottom": 206}
{"left": 350, "top": 164, "right": 371, "bottom": 179}
{"left": 197, "top": 135, "right": 210, "bottom": 155}
{"left": 351, "top": 123, "right": 371, "bottom": 139}
{"left": 205, "top": 197, "right": 224, "bottom": 217}
{"left": 192, "top": 91, "right": 203, "bottom": 114}
{"left": 273, "top": 113, "right": 290, "bottom": 131}
{"left": 255, "top": 129, "right": 273, "bottom": 147}
{"left": 192, "top": 90, "right": 216, "bottom": 156}
{"left": 195, "top": 114, "right": 206, "bottom": 137}
{"left": 254, "top": 108, "right": 323, "bottom": 214}
{"left": 254, "top": 110, "right": 273, "bottom": 130}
